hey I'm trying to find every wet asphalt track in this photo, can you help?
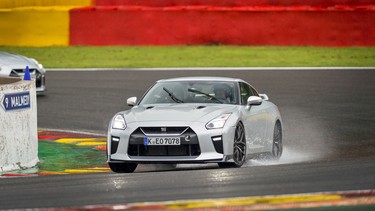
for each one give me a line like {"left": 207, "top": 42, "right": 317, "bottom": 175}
{"left": 1, "top": 69, "right": 375, "bottom": 209}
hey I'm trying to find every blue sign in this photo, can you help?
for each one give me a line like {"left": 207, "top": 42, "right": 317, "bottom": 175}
{"left": 1, "top": 92, "right": 30, "bottom": 111}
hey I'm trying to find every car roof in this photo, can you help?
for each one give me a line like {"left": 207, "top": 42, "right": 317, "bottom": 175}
{"left": 157, "top": 77, "right": 246, "bottom": 83}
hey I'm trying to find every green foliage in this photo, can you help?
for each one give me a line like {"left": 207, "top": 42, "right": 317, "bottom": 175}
{"left": 0, "top": 46, "right": 374, "bottom": 68}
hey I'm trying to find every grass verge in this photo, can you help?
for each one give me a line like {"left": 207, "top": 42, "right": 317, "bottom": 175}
{"left": 38, "top": 141, "right": 106, "bottom": 172}
{"left": 0, "top": 46, "right": 374, "bottom": 68}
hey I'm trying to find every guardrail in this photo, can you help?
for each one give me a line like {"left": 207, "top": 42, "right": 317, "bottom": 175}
{"left": 0, "top": 2, "right": 374, "bottom": 46}
{"left": 0, "top": 7, "right": 71, "bottom": 46}
{"left": 94, "top": 0, "right": 375, "bottom": 7}
{"left": 0, "top": 0, "right": 91, "bottom": 8}
{"left": 0, "top": 77, "right": 38, "bottom": 172}
{"left": 70, "top": 5, "right": 375, "bottom": 46}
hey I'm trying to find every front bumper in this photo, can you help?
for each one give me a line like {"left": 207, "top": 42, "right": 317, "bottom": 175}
{"left": 9, "top": 68, "right": 46, "bottom": 93}
{"left": 107, "top": 121, "right": 236, "bottom": 163}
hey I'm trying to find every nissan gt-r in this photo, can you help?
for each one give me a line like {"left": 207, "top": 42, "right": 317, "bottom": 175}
{"left": 107, "top": 77, "right": 283, "bottom": 173}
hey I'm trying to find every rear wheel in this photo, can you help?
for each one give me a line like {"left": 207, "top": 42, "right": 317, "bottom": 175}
{"left": 109, "top": 163, "right": 138, "bottom": 173}
{"left": 271, "top": 121, "right": 283, "bottom": 159}
{"left": 218, "top": 123, "right": 246, "bottom": 168}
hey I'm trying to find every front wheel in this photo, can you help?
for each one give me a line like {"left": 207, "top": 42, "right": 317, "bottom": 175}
{"left": 109, "top": 162, "right": 138, "bottom": 173}
{"left": 218, "top": 123, "right": 246, "bottom": 168}
{"left": 271, "top": 121, "right": 283, "bottom": 159}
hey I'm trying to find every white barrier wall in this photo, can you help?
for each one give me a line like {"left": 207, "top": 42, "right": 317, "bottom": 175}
{"left": 0, "top": 77, "right": 38, "bottom": 172}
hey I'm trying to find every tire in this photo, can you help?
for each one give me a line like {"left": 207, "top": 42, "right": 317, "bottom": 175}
{"left": 218, "top": 123, "right": 246, "bottom": 168}
{"left": 271, "top": 121, "right": 283, "bottom": 159}
{"left": 109, "top": 162, "right": 138, "bottom": 173}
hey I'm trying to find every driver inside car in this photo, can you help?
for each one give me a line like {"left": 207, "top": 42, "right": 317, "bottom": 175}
{"left": 213, "top": 84, "right": 232, "bottom": 103}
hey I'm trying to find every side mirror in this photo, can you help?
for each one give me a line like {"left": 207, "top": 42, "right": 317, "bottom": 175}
{"left": 127, "top": 97, "right": 137, "bottom": 107}
{"left": 247, "top": 96, "right": 263, "bottom": 106}
{"left": 259, "top": 94, "right": 269, "bottom": 101}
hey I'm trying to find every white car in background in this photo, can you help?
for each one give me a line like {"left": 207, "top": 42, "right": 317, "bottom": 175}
{"left": 0, "top": 52, "right": 46, "bottom": 93}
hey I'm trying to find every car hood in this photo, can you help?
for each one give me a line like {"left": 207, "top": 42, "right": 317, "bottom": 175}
{"left": 0, "top": 52, "right": 37, "bottom": 67}
{"left": 121, "top": 104, "right": 237, "bottom": 124}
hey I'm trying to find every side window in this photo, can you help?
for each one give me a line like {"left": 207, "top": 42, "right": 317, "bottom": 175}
{"left": 250, "top": 86, "right": 259, "bottom": 96}
{"left": 239, "top": 82, "right": 253, "bottom": 105}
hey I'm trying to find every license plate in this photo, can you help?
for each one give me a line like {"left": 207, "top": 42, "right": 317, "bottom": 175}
{"left": 144, "top": 137, "right": 181, "bottom": 146}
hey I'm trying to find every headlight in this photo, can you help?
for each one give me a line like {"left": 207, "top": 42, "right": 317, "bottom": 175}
{"left": 206, "top": 113, "right": 232, "bottom": 129}
{"left": 112, "top": 114, "right": 126, "bottom": 130}
{"left": 30, "top": 58, "right": 44, "bottom": 69}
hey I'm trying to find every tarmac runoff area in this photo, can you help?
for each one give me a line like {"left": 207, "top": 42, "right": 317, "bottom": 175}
{"left": 1, "top": 69, "right": 374, "bottom": 210}
{"left": 0, "top": 130, "right": 374, "bottom": 210}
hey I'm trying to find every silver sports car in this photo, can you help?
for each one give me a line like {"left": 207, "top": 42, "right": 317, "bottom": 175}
{"left": 107, "top": 77, "right": 283, "bottom": 173}
{"left": 0, "top": 52, "right": 46, "bottom": 93}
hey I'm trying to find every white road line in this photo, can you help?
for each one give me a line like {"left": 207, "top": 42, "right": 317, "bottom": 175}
{"left": 46, "top": 67, "right": 375, "bottom": 71}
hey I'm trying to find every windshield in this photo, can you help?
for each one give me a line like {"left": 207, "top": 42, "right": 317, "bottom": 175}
{"left": 139, "top": 81, "right": 239, "bottom": 105}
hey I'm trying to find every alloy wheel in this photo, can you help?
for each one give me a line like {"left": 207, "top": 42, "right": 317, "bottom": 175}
{"left": 233, "top": 123, "right": 246, "bottom": 166}
{"left": 272, "top": 122, "right": 283, "bottom": 159}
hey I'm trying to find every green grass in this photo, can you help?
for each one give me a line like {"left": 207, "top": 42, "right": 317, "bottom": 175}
{"left": 0, "top": 46, "right": 374, "bottom": 68}
{"left": 0, "top": 141, "right": 106, "bottom": 174}
{"left": 38, "top": 141, "right": 106, "bottom": 172}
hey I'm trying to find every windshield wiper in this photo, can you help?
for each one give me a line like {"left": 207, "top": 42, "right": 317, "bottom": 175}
{"left": 163, "top": 87, "right": 184, "bottom": 103}
{"left": 187, "top": 88, "right": 223, "bottom": 104}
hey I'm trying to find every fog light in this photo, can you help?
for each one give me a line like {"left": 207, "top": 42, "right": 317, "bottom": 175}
{"left": 212, "top": 136, "right": 222, "bottom": 142}
{"left": 110, "top": 136, "right": 120, "bottom": 154}
{"left": 211, "top": 136, "right": 223, "bottom": 154}
{"left": 185, "top": 135, "right": 191, "bottom": 142}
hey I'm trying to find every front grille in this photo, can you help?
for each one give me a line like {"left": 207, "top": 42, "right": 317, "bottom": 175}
{"left": 12, "top": 69, "right": 36, "bottom": 74}
{"left": 140, "top": 127, "right": 188, "bottom": 135}
{"left": 9, "top": 70, "right": 18, "bottom": 77}
{"left": 128, "top": 127, "right": 201, "bottom": 156}
{"left": 10, "top": 69, "right": 36, "bottom": 77}
{"left": 10, "top": 69, "right": 44, "bottom": 88}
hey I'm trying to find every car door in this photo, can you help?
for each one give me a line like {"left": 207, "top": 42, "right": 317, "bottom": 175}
{"left": 251, "top": 86, "right": 276, "bottom": 152}
{"left": 239, "top": 82, "right": 268, "bottom": 154}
